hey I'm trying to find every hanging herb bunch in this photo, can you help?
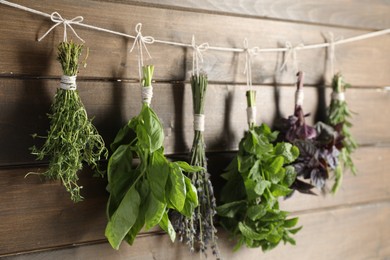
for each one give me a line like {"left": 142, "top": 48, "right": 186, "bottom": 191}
{"left": 327, "top": 73, "right": 357, "bottom": 193}
{"left": 30, "top": 41, "right": 108, "bottom": 202}
{"left": 105, "top": 65, "right": 202, "bottom": 249}
{"left": 275, "top": 71, "right": 343, "bottom": 194}
{"left": 217, "top": 90, "right": 301, "bottom": 251}
{"left": 173, "top": 73, "right": 220, "bottom": 258}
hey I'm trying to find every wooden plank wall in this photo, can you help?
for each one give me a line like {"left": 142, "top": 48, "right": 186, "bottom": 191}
{"left": 0, "top": 0, "right": 389, "bottom": 259}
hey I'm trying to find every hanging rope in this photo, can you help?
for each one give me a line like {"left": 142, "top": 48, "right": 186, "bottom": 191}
{"left": 0, "top": 0, "right": 389, "bottom": 55}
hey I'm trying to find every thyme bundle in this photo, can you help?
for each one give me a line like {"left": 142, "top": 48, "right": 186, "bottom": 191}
{"left": 31, "top": 41, "right": 108, "bottom": 202}
{"left": 327, "top": 73, "right": 357, "bottom": 193}
{"left": 217, "top": 90, "right": 301, "bottom": 251}
{"left": 105, "top": 65, "right": 202, "bottom": 249}
{"left": 173, "top": 74, "right": 220, "bottom": 258}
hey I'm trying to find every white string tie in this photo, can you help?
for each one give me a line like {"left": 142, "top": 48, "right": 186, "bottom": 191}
{"left": 243, "top": 38, "right": 260, "bottom": 89}
{"left": 295, "top": 89, "right": 304, "bottom": 106}
{"left": 280, "top": 41, "right": 304, "bottom": 72}
{"left": 60, "top": 75, "right": 77, "bottom": 90}
{"left": 129, "top": 23, "right": 155, "bottom": 80}
{"left": 331, "top": 92, "right": 345, "bottom": 101}
{"left": 191, "top": 35, "right": 209, "bottom": 76}
{"left": 246, "top": 107, "right": 257, "bottom": 126}
{"left": 194, "top": 114, "right": 205, "bottom": 132}
{"left": 38, "top": 12, "right": 85, "bottom": 42}
{"left": 141, "top": 86, "right": 153, "bottom": 104}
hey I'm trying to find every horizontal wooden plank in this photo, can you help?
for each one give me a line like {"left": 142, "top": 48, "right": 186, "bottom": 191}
{"left": 93, "top": 0, "right": 390, "bottom": 30}
{"left": 0, "top": 146, "right": 389, "bottom": 255}
{"left": 1, "top": 79, "right": 389, "bottom": 166}
{"left": 1, "top": 0, "right": 390, "bottom": 86}
{"left": 7, "top": 201, "right": 390, "bottom": 259}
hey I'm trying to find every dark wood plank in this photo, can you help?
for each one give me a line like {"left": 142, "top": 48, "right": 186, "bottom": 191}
{"left": 7, "top": 201, "right": 390, "bottom": 259}
{"left": 93, "top": 0, "right": 390, "bottom": 30}
{"left": 1, "top": 79, "right": 389, "bottom": 166}
{"left": 1, "top": 0, "right": 390, "bottom": 86}
{"left": 0, "top": 146, "right": 389, "bottom": 256}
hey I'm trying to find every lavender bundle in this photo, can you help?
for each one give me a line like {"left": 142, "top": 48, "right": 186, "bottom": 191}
{"left": 31, "top": 41, "right": 108, "bottom": 202}
{"left": 327, "top": 73, "right": 357, "bottom": 193}
{"left": 173, "top": 73, "right": 220, "bottom": 258}
{"left": 276, "top": 72, "right": 342, "bottom": 194}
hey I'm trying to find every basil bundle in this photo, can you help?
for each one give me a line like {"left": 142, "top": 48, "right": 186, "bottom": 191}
{"left": 173, "top": 73, "right": 220, "bottom": 258}
{"left": 105, "top": 65, "right": 202, "bottom": 249}
{"left": 30, "top": 41, "right": 108, "bottom": 202}
{"left": 217, "top": 90, "right": 301, "bottom": 251}
{"left": 276, "top": 72, "right": 343, "bottom": 194}
{"left": 327, "top": 73, "right": 357, "bottom": 193}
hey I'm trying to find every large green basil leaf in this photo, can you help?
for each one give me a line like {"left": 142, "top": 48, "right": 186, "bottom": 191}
{"left": 106, "top": 145, "right": 135, "bottom": 218}
{"left": 124, "top": 181, "right": 149, "bottom": 245}
{"left": 144, "top": 192, "right": 166, "bottom": 230}
{"left": 147, "top": 150, "right": 169, "bottom": 203}
{"left": 179, "top": 176, "right": 198, "bottom": 217}
{"left": 105, "top": 186, "right": 141, "bottom": 250}
{"left": 140, "top": 105, "right": 164, "bottom": 152}
{"left": 166, "top": 164, "right": 186, "bottom": 211}
{"left": 159, "top": 211, "right": 176, "bottom": 242}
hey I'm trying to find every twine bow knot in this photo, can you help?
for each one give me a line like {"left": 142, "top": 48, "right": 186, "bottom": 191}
{"left": 243, "top": 38, "right": 260, "bottom": 88}
{"left": 38, "top": 12, "right": 85, "bottom": 42}
{"left": 280, "top": 41, "right": 304, "bottom": 72}
{"left": 191, "top": 35, "right": 209, "bottom": 76}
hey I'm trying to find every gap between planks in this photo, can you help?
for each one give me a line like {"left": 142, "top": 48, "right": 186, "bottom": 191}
{"left": 0, "top": 74, "right": 389, "bottom": 89}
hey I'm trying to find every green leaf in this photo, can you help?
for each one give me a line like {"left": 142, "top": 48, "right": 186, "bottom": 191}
{"left": 124, "top": 181, "right": 149, "bottom": 245}
{"left": 270, "top": 168, "right": 285, "bottom": 184}
{"left": 135, "top": 123, "right": 150, "bottom": 151}
{"left": 166, "top": 164, "right": 186, "bottom": 211}
{"left": 284, "top": 217, "right": 299, "bottom": 228}
{"left": 282, "top": 166, "right": 297, "bottom": 187}
{"left": 254, "top": 180, "right": 271, "bottom": 196}
{"left": 175, "top": 161, "right": 203, "bottom": 173}
{"left": 179, "top": 176, "right": 198, "bottom": 217}
{"left": 274, "top": 143, "right": 299, "bottom": 164}
{"left": 238, "top": 222, "right": 266, "bottom": 240}
{"left": 288, "top": 226, "right": 302, "bottom": 235}
{"left": 247, "top": 205, "right": 267, "bottom": 221}
{"left": 271, "top": 184, "right": 292, "bottom": 197}
{"left": 106, "top": 145, "right": 135, "bottom": 218}
{"left": 237, "top": 155, "right": 255, "bottom": 174}
{"left": 216, "top": 200, "right": 246, "bottom": 218}
{"left": 266, "top": 228, "right": 282, "bottom": 244}
{"left": 248, "top": 160, "right": 260, "bottom": 179}
{"left": 147, "top": 151, "right": 169, "bottom": 203}
{"left": 111, "top": 124, "right": 132, "bottom": 151}
{"left": 144, "top": 192, "right": 166, "bottom": 230}
{"left": 105, "top": 186, "right": 141, "bottom": 250}
{"left": 139, "top": 105, "right": 164, "bottom": 152}
{"left": 266, "top": 156, "right": 284, "bottom": 175}
{"left": 159, "top": 211, "right": 176, "bottom": 242}
{"left": 244, "top": 179, "right": 258, "bottom": 201}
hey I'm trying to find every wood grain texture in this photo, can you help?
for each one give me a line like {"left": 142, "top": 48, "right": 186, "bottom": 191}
{"left": 1, "top": 0, "right": 390, "bottom": 86}
{"left": 93, "top": 0, "right": 390, "bottom": 30}
{"left": 1, "top": 0, "right": 389, "bottom": 258}
{"left": 6, "top": 201, "right": 390, "bottom": 259}
{"left": 1, "top": 79, "right": 389, "bottom": 166}
{"left": 0, "top": 146, "right": 389, "bottom": 256}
